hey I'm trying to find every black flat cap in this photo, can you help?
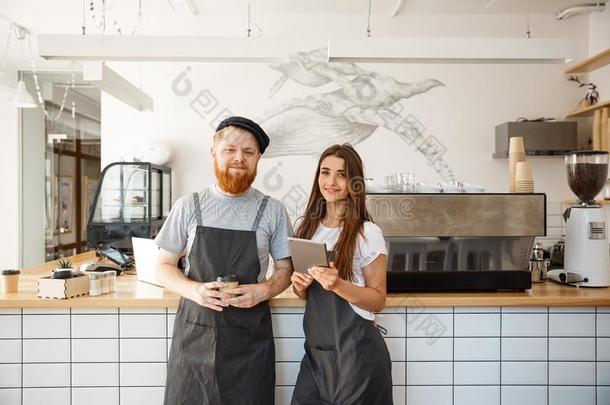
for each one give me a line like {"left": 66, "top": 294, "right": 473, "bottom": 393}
{"left": 216, "top": 116, "right": 270, "bottom": 154}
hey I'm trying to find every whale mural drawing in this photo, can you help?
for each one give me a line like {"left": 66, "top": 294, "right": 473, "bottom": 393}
{"left": 259, "top": 48, "right": 455, "bottom": 181}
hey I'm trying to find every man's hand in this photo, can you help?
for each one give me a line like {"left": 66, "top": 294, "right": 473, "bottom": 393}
{"left": 223, "top": 283, "right": 270, "bottom": 308}
{"left": 308, "top": 262, "right": 342, "bottom": 291}
{"left": 190, "top": 281, "right": 232, "bottom": 312}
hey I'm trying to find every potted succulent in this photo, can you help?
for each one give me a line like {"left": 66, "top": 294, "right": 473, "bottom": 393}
{"left": 53, "top": 258, "right": 76, "bottom": 279}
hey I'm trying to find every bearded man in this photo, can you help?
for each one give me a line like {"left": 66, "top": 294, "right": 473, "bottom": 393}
{"left": 155, "top": 116, "right": 294, "bottom": 405}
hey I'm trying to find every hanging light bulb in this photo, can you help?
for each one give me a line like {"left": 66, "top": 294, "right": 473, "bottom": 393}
{"left": 8, "top": 77, "right": 37, "bottom": 108}
{"left": 8, "top": 25, "right": 36, "bottom": 109}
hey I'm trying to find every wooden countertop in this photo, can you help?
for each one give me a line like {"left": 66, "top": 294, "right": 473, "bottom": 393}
{"left": 3, "top": 251, "right": 610, "bottom": 308}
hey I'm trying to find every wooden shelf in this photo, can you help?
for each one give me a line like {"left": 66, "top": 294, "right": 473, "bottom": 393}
{"left": 565, "top": 48, "right": 610, "bottom": 74}
{"left": 566, "top": 99, "right": 610, "bottom": 118}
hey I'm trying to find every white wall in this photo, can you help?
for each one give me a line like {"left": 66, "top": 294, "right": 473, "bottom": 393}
{"left": 0, "top": 68, "right": 20, "bottom": 269}
{"left": 101, "top": 13, "right": 588, "bottom": 218}
{"left": 588, "top": 8, "right": 610, "bottom": 98}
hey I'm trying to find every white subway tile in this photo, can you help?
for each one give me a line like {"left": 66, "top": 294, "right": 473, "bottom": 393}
{"left": 385, "top": 338, "right": 406, "bottom": 361}
{"left": 275, "top": 362, "right": 300, "bottom": 386}
{"left": 454, "top": 386, "right": 500, "bottom": 405}
{"left": 454, "top": 362, "right": 500, "bottom": 385}
{"left": 271, "top": 314, "right": 304, "bottom": 338}
{"left": 598, "top": 338, "right": 610, "bottom": 361}
{"left": 454, "top": 338, "right": 499, "bottom": 361}
{"left": 274, "top": 338, "right": 305, "bottom": 362}
{"left": 549, "top": 338, "right": 595, "bottom": 361}
{"left": 375, "top": 313, "right": 406, "bottom": 337}
{"left": 22, "top": 308, "right": 69, "bottom": 315}
{"left": 410, "top": 307, "right": 453, "bottom": 314}
{"left": 120, "top": 315, "right": 165, "bottom": 338}
{"left": 547, "top": 202, "right": 562, "bottom": 215}
{"left": 549, "top": 386, "right": 595, "bottom": 405}
{"left": 275, "top": 386, "right": 294, "bottom": 405}
{"left": 547, "top": 215, "right": 562, "bottom": 227}
{"left": 598, "top": 314, "right": 610, "bottom": 336}
{"left": 72, "top": 339, "right": 119, "bottom": 363}
{"left": 502, "top": 338, "right": 547, "bottom": 361}
{"left": 120, "top": 339, "right": 166, "bottom": 362}
{"left": 546, "top": 227, "right": 562, "bottom": 237}
{"left": 549, "top": 314, "right": 595, "bottom": 336}
{"left": 23, "top": 363, "right": 70, "bottom": 387}
{"left": 121, "top": 387, "right": 165, "bottom": 405}
{"left": 406, "top": 362, "right": 452, "bottom": 385}
{"left": 0, "top": 364, "right": 21, "bottom": 387}
{"left": 120, "top": 307, "right": 166, "bottom": 314}
{"left": 598, "top": 362, "right": 610, "bottom": 385}
{"left": 167, "top": 314, "right": 175, "bottom": 336}
{"left": 454, "top": 314, "right": 500, "bottom": 337}
{"left": 71, "top": 314, "right": 119, "bottom": 338}
{"left": 406, "top": 386, "right": 452, "bottom": 405}
{"left": 455, "top": 307, "right": 500, "bottom": 313}
{"left": 502, "top": 313, "right": 547, "bottom": 336}
{"left": 407, "top": 314, "right": 452, "bottom": 338}
{"left": 72, "top": 387, "right": 119, "bottom": 405}
{"left": 501, "top": 307, "right": 547, "bottom": 313}
{"left": 23, "top": 388, "right": 70, "bottom": 405}
{"left": 598, "top": 388, "right": 610, "bottom": 405}
{"left": 0, "top": 388, "right": 20, "bottom": 405}
{"left": 23, "top": 339, "right": 70, "bottom": 363}
{"left": 167, "top": 339, "right": 171, "bottom": 359}
{"left": 119, "top": 362, "right": 166, "bottom": 386}
{"left": 549, "top": 307, "right": 595, "bottom": 313}
{"left": 0, "top": 340, "right": 21, "bottom": 363}
{"left": 0, "top": 309, "right": 20, "bottom": 314}
{"left": 72, "top": 308, "right": 118, "bottom": 314}
{"left": 549, "top": 362, "right": 595, "bottom": 385}
{"left": 501, "top": 362, "right": 547, "bottom": 385}
{"left": 22, "top": 315, "right": 69, "bottom": 339}
{"left": 407, "top": 337, "right": 452, "bottom": 361}
{"left": 501, "top": 386, "right": 547, "bottom": 405}
{"left": 271, "top": 307, "right": 305, "bottom": 314}
{"left": 0, "top": 315, "right": 21, "bottom": 338}
{"left": 72, "top": 363, "right": 119, "bottom": 387}
{"left": 392, "top": 361, "right": 406, "bottom": 386}
{"left": 597, "top": 307, "right": 610, "bottom": 313}
{"left": 392, "top": 386, "right": 406, "bottom": 405}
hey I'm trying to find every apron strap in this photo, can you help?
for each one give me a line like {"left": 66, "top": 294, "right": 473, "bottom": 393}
{"left": 251, "top": 196, "right": 270, "bottom": 231}
{"left": 193, "top": 192, "right": 203, "bottom": 227}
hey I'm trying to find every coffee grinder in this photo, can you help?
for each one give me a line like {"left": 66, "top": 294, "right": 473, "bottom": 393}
{"left": 548, "top": 151, "right": 610, "bottom": 287}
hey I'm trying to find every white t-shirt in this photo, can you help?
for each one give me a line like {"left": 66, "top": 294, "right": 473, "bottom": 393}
{"left": 310, "top": 221, "right": 387, "bottom": 320}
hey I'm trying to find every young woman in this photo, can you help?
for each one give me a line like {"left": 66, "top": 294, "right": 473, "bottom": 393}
{"left": 290, "top": 144, "right": 392, "bottom": 405}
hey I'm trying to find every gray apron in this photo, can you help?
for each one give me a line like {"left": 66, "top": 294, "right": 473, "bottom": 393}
{"left": 291, "top": 271, "right": 393, "bottom": 405}
{"left": 164, "top": 193, "right": 275, "bottom": 405}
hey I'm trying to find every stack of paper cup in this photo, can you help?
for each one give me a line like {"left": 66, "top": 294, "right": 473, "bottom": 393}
{"left": 514, "top": 161, "right": 534, "bottom": 193}
{"left": 509, "top": 137, "right": 526, "bottom": 192}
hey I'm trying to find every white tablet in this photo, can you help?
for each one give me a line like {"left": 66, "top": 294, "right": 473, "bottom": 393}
{"left": 288, "top": 237, "right": 330, "bottom": 273}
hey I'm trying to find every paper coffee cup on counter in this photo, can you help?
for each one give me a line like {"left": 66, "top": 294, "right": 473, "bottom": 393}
{"left": 1, "top": 270, "right": 20, "bottom": 293}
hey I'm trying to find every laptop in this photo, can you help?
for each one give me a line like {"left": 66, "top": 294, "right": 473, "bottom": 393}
{"left": 131, "top": 237, "right": 163, "bottom": 287}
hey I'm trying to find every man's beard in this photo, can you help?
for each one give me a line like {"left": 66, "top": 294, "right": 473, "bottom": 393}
{"left": 214, "top": 160, "right": 257, "bottom": 195}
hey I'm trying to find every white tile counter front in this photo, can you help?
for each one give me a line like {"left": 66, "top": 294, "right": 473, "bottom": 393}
{"left": 2, "top": 306, "right": 610, "bottom": 405}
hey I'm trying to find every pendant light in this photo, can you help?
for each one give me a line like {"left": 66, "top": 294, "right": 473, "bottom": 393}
{"left": 8, "top": 25, "right": 36, "bottom": 109}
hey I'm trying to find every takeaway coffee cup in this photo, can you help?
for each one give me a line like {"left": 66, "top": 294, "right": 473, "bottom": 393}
{"left": 1, "top": 270, "right": 20, "bottom": 293}
{"left": 216, "top": 275, "right": 239, "bottom": 294}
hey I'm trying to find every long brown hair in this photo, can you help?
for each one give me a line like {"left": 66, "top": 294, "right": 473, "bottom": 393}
{"left": 296, "top": 144, "right": 372, "bottom": 281}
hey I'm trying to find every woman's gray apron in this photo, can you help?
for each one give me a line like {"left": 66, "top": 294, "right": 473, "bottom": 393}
{"left": 291, "top": 274, "right": 393, "bottom": 404}
{"left": 164, "top": 193, "right": 274, "bottom": 405}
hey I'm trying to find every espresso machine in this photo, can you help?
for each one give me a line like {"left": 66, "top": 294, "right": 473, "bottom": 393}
{"left": 547, "top": 151, "right": 610, "bottom": 287}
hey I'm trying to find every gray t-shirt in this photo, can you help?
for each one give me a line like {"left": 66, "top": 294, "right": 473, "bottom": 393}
{"left": 154, "top": 185, "right": 293, "bottom": 282}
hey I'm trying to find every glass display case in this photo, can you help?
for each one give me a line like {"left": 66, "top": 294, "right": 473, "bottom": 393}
{"left": 87, "top": 162, "right": 172, "bottom": 253}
